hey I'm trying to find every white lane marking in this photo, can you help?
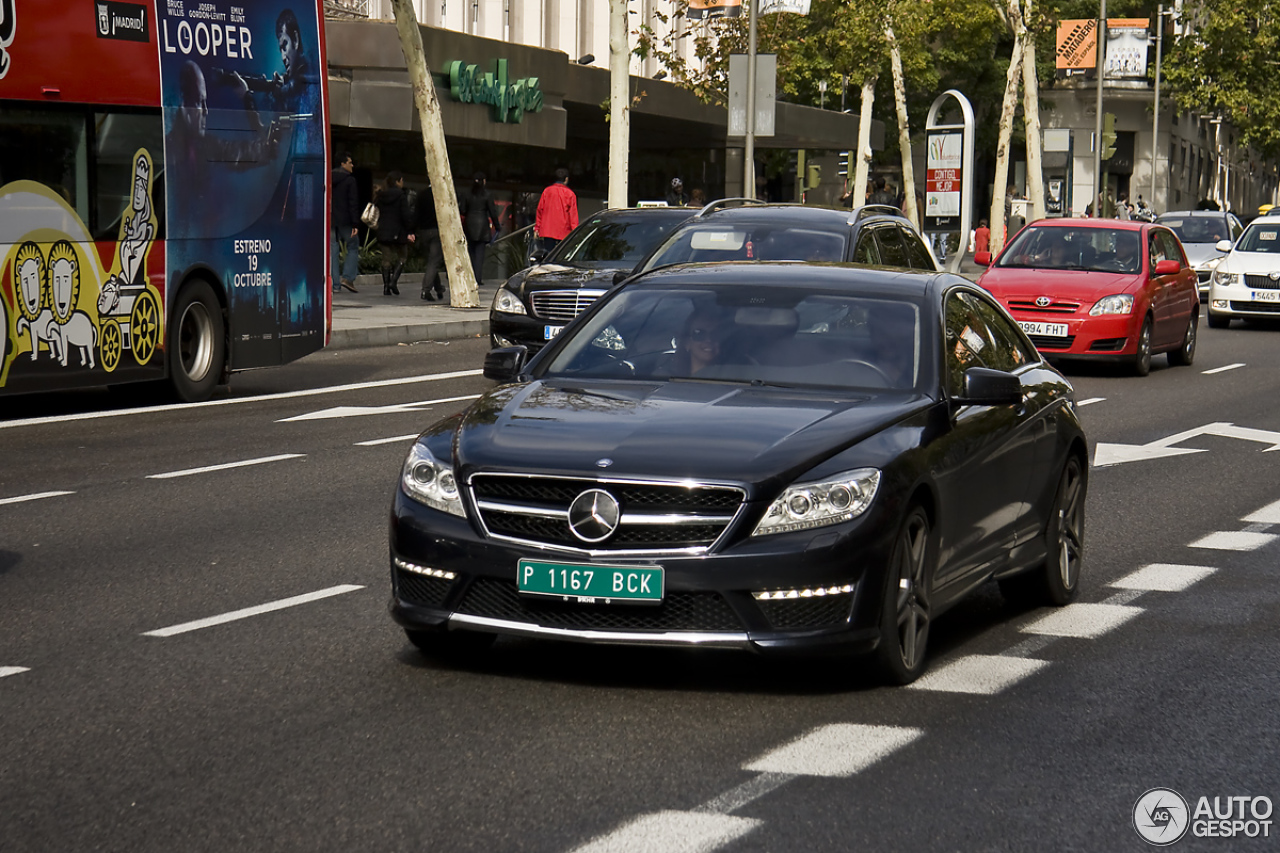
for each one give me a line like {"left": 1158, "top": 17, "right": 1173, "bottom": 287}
{"left": 693, "top": 773, "right": 795, "bottom": 815}
{"left": 906, "top": 654, "right": 1048, "bottom": 695}
{"left": 1021, "top": 602, "right": 1142, "bottom": 639}
{"left": 0, "top": 490, "right": 75, "bottom": 506}
{"left": 0, "top": 667, "right": 31, "bottom": 678}
{"left": 1203, "top": 363, "right": 1245, "bottom": 375}
{"left": 1189, "top": 530, "right": 1278, "bottom": 551}
{"left": 356, "top": 434, "right": 421, "bottom": 447}
{"left": 1243, "top": 498, "right": 1280, "bottom": 525}
{"left": 568, "top": 810, "right": 760, "bottom": 853}
{"left": 0, "top": 369, "right": 484, "bottom": 431}
{"left": 142, "top": 584, "right": 364, "bottom": 637}
{"left": 744, "top": 723, "right": 923, "bottom": 778}
{"left": 146, "top": 454, "right": 305, "bottom": 480}
{"left": 280, "top": 394, "right": 480, "bottom": 422}
{"left": 1077, "top": 397, "right": 1106, "bottom": 406}
{"left": 1110, "top": 563, "right": 1217, "bottom": 592}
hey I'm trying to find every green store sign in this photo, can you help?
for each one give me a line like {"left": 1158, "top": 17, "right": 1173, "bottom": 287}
{"left": 447, "top": 59, "right": 544, "bottom": 124}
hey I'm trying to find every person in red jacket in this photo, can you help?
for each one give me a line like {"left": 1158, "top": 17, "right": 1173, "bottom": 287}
{"left": 535, "top": 168, "right": 579, "bottom": 254}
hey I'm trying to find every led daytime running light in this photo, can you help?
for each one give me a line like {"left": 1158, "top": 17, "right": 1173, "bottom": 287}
{"left": 394, "top": 558, "right": 456, "bottom": 580}
{"left": 753, "top": 584, "right": 855, "bottom": 601}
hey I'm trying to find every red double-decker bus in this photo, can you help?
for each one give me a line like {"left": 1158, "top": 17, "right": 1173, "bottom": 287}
{"left": 0, "top": 0, "right": 330, "bottom": 402}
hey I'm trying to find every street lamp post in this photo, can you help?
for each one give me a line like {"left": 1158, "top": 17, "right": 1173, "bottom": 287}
{"left": 1093, "top": 0, "right": 1107, "bottom": 216}
{"left": 1149, "top": 4, "right": 1167, "bottom": 210}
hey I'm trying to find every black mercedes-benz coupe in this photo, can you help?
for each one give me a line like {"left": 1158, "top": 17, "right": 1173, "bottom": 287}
{"left": 391, "top": 262, "right": 1088, "bottom": 683}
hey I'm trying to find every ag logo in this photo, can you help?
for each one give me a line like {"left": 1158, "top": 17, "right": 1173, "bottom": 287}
{"left": 1133, "top": 787, "right": 1190, "bottom": 845}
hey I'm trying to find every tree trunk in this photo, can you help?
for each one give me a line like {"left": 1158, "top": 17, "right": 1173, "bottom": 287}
{"left": 989, "top": 21, "right": 1025, "bottom": 257}
{"left": 1021, "top": 9, "right": 1046, "bottom": 222}
{"left": 388, "top": 0, "right": 478, "bottom": 307}
{"left": 886, "top": 24, "right": 918, "bottom": 229}
{"left": 853, "top": 78, "right": 877, "bottom": 207}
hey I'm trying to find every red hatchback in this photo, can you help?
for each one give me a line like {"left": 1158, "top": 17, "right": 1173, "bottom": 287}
{"left": 975, "top": 219, "right": 1200, "bottom": 375}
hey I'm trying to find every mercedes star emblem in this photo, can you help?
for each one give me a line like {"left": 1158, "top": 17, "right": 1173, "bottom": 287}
{"left": 567, "top": 489, "right": 621, "bottom": 543}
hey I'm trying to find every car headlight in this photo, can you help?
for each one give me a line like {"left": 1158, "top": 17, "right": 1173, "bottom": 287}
{"left": 752, "top": 469, "right": 881, "bottom": 536}
{"left": 1213, "top": 269, "right": 1239, "bottom": 286}
{"left": 1089, "top": 294, "right": 1134, "bottom": 316}
{"left": 491, "top": 288, "right": 528, "bottom": 316}
{"left": 401, "top": 443, "right": 466, "bottom": 516}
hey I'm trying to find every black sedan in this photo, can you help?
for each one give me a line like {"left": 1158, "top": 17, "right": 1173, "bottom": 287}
{"left": 391, "top": 263, "right": 1088, "bottom": 683}
{"left": 489, "top": 206, "right": 696, "bottom": 353}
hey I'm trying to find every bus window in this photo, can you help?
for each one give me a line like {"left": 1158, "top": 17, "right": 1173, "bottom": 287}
{"left": 0, "top": 108, "right": 89, "bottom": 227}
{"left": 93, "top": 112, "right": 165, "bottom": 241}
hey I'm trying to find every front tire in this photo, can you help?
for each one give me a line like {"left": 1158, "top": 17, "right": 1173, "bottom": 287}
{"left": 1131, "top": 316, "right": 1153, "bottom": 376}
{"left": 1167, "top": 311, "right": 1198, "bottom": 367}
{"left": 168, "top": 280, "right": 225, "bottom": 403}
{"left": 1001, "top": 455, "right": 1086, "bottom": 607}
{"left": 872, "top": 506, "right": 933, "bottom": 685}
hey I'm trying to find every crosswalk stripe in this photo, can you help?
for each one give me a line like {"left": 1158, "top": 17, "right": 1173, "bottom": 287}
{"left": 1110, "top": 563, "right": 1217, "bottom": 592}
{"left": 906, "top": 654, "right": 1048, "bottom": 695}
{"left": 744, "top": 723, "right": 923, "bottom": 778}
{"left": 1189, "top": 531, "right": 1277, "bottom": 552}
{"left": 1021, "top": 602, "right": 1142, "bottom": 639}
{"left": 567, "top": 811, "right": 760, "bottom": 853}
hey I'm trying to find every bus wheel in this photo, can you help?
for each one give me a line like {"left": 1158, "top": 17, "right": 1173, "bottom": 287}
{"left": 101, "top": 319, "right": 123, "bottom": 373}
{"left": 168, "top": 280, "right": 225, "bottom": 403}
{"left": 130, "top": 290, "right": 159, "bottom": 366}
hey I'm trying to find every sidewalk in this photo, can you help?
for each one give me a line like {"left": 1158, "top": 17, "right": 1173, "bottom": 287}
{"left": 329, "top": 273, "right": 499, "bottom": 350}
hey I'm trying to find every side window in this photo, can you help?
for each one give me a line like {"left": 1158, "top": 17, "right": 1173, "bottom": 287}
{"left": 0, "top": 107, "right": 90, "bottom": 228}
{"left": 901, "top": 227, "right": 936, "bottom": 270}
{"left": 874, "top": 225, "right": 909, "bottom": 268}
{"left": 1158, "top": 230, "right": 1184, "bottom": 266}
{"left": 92, "top": 112, "right": 166, "bottom": 240}
{"left": 852, "top": 232, "right": 881, "bottom": 265}
{"left": 1230, "top": 216, "right": 1244, "bottom": 239}
{"left": 1148, "top": 232, "right": 1165, "bottom": 268}
{"left": 965, "top": 292, "right": 1033, "bottom": 371}
{"left": 944, "top": 291, "right": 996, "bottom": 395}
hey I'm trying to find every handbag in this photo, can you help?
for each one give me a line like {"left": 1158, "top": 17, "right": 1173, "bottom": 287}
{"left": 361, "top": 201, "right": 380, "bottom": 229}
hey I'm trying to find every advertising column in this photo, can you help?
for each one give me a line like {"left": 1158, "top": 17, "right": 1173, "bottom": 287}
{"left": 157, "top": 0, "right": 326, "bottom": 368}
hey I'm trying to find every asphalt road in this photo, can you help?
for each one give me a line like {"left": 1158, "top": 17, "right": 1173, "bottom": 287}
{"left": 3, "top": 322, "right": 1280, "bottom": 852}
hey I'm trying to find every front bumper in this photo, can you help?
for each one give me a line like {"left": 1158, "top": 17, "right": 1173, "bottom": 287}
{"left": 1011, "top": 312, "right": 1140, "bottom": 360}
{"left": 388, "top": 489, "right": 893, "bottom": 656}
{"left": 1208, "top": 279, "right": 1280, "bottom": 320}
{"left": 489, "top": 312, "right": 562, "bottom": 353}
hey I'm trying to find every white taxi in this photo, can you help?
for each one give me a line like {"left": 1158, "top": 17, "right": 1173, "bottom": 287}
{"left": 1208, "top": 216, "right": 1280, "bottom": 328}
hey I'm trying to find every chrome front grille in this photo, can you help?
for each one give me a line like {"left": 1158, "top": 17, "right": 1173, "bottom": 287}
{"left": 529, "top": 289, "right": 606, "bottom": 322}
{"left": 468, "top": 473, "right": 745, "bottom": 555}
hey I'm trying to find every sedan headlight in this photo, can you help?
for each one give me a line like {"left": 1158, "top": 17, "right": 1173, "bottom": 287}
{"left": 753, "top": 469, "right": 881, "bottom": 536}
{"left": 401, "top": 443, "right": 466, "bottom": 516}
{"left": 1213, "top": 269, "right": 1239, "bottom": 287}
{"left": 491, "top": 288, "right": 528, "bottom": 315}
{"left": 1089, "top": 294, "right": 1134, "bottom": 316}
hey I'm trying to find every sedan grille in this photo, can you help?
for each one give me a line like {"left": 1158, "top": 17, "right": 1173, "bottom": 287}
{"left": 529, "top": 289, "right": 606, "bottom": 322}
{"left": 1243, "top": 274, "right": 1280, "bottom": 290}
{"left": 469, "top": 474, "right": 745, "bottom": 554}
{"left": 456, "top": 577, "right": 743, "bottom": 632}
{"left": 1229, "top": 300, "right": 1280, "bottom": 313}
{"left": 1008, "top": 299, "right": 1080, "bottom": 314}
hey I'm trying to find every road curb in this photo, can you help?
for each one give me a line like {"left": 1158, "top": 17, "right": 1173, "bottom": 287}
{"left": 330, "top": 316, "right": 490, "bottom": 349}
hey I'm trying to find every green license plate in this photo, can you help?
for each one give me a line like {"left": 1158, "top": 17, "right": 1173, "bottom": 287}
{"left": 517, "top": 559, "right": 664, "bottom": 604}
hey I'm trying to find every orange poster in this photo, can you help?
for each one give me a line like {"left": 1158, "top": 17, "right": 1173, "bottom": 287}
{"left": 1056, "top": 19, "right": 1098, "bottom": 76}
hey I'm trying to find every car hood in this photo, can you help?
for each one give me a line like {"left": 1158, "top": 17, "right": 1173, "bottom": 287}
{"left": 1180, "top": 242, "right": 1227, "bottom": 268}
{"left": 454, "top": 380, "right": 932, "bottom": 486}
{"left": 1221, "top": 251, "right": 1280, "bottom": 274}
{"left": 978, "top": 267, "right": 1140, "bottom": 301}
{"left": 513, "top": 263, "right": 624, "bottom": 295}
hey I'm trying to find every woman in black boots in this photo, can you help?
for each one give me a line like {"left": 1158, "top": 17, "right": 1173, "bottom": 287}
{"left": 374, "top": 171, "right": 415, "bottom": 295}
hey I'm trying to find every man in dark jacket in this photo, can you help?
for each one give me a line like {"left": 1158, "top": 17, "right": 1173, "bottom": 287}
{"left": 331, "top": 152, "right": 359, "bottom": 292}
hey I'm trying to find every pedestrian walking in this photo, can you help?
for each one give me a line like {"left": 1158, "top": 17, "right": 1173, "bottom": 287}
{"left": 535, "top": 167, "right": 578, "bottom": 255}
{"left": 666, "top": 178, "right": 688, "bottom": 207}
{"left": 461, "top": 172, "right": 501, "bottom": 285}
{"left": 330, "top": 151, "right": 360, "bottom": 293}
{"left": 973, "top": 219, "right": 990, "bottom": 256}
{"left": 373, "top": 170, "right": 415, "bottom": 296}
{"left": 415, "top": 180, "right": 446, "bottom": 302}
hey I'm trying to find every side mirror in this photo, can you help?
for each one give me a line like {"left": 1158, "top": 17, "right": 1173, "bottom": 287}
{"left": 953, "top": 367, "right": 1021, "bottom": 407}
{"left": 483, "top": 346, "right": 529, "bottom": 382}
{"left": 1153, "top": 259, "right": 1181, "bottom": 276}
{"left": 1215, "top": 239, "right": 1234, "bottom": 253}
{"left": 974, "top": 251, "right": 992, "bottom": 267}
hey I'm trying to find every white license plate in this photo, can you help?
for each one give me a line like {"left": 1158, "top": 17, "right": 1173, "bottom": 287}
{"left": 544, "top": 325, "right": 563, "bottom": 340}
{"left": 1018, "top": 321, "right": 1069, "bottom": 337}
{"left": 1250, "top": 290, "right": 1280, "bottom": 302}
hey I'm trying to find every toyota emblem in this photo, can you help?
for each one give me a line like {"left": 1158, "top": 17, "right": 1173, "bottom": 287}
{"left": 1035, "top": 296, "right": 1052, "bottom": 307}
{"left": 567, "top": 489, "right": 621, "bottom": 543}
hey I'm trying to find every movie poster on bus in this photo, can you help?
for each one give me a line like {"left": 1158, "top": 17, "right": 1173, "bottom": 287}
{"left": 157, "top": 0, "right": 326, "bottom": 369}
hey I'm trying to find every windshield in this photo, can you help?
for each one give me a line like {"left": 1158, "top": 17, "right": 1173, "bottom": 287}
{"left": 550, "top": 214, "right": 687, "bottom": 268}
{"left": 1235, "top": 222, "right": 1280, "bottom": 254}
{"left": 638, "top": 222, "right": 849, "bottom": 272}
{"left": 997, "top": 225, "right": 1142, "bottom": 274}
{"left": 539, "top": 284, "right": 922, "bottom": 391}
{"left": 1158, "top": 216, "right": 1229, "bottom": 245}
